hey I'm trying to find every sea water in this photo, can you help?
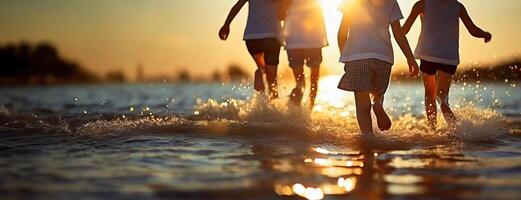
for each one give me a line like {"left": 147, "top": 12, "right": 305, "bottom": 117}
{"left": 0, "top": 76, "right": 520, "bottom": 200}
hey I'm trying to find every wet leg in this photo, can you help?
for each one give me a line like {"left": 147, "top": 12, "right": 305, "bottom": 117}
{"left": 372, "top": 93, "right": 391, "bottom": 131}
{"left": 265, "top": 64, "right": 279, "bottom": 99}
{"left": 290, "top": 65, "right": 305, "bottom": 104}
{"left": 308, "top": 66, "right": 320, "bottom": 110}
{"left": 354, "top": 91, "right": 373, "bottom": 136}
{"left": 437, "top": 71, "right": 456, "bottom": 125}
{"left": 423, "top": 72, "right": 437, "bottom": 129}
{"left": 251, "top": 54, "right": 266, "bottom": 92}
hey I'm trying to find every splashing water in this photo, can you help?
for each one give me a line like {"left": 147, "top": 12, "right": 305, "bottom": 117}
{"left": 66, "top": 89, "right": 512, "bottom": 152}
{"left": 193, "top": 93, "right": 311, "bottom": 126}
{"left": 0, "top": 79, "right": 520, "bottom": 200}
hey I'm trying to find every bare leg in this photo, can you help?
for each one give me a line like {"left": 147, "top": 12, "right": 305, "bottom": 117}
{"left": 372, "top": 93, "right": 391, "bottom": 131}
{"left": 289, "top": 65, "right": 305, "bottom": 104}
{"left": 422, "top": 72, "right": 437, "bottom": 129}
{"left": 251, "top": 54, "right": 266, "bottom": 92}
{"left": 265, "top": 64, "right": 279, "bottom": 99}
{"left": 354, "top": 91, "right": 373, "bottom": 135}
{"left": 308, "top": 66, "right": 320, "bottom": 110}
{"left": 292, "top": 65, "right": 305, "bottom": 89}
{"left": 437, "top": 71, "right": 456, "bottom": 125}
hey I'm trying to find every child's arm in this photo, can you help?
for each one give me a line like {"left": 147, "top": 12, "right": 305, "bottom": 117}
{"left": 402, "top": 0, "right": 424, "bottom": 34}
{"left": 219, "top": 0, "right": 248, "bottom": 40}
{"left": 459, "top": 3, "right": 492, "bottom": 43}
{"left": 337, "top": 15, "right": 351, "bottom": 53}
{"left": 391, "top": 21, "right": 419, "bottom": 76}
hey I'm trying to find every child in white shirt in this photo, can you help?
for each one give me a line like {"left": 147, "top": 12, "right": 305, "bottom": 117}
{"left": 281, "top": 0, "right": 328, "bottom": 109}
{"left": 402, "top": 0, "right": 492, "bottom": 129}
{"left": 219, "top": 0, "right": 283, "bottom": 99}
{"left": 337, "top": 0, "right": 419, "bottom": 137}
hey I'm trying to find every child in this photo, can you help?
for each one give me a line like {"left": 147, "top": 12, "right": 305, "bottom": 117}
{"left": 219, "top": 0, "right": 282, "bottom": 100}
{"left": 402, "top": 0, "right": 492, "bottom": 129}
{"left": 281, "top": 0, "right": 328, "bottom": 109}
{"left": 337, "top": 0, "right": 419, "bottom": 137}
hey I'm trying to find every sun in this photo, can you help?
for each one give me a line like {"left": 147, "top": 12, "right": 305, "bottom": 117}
{"left": 315, "top": 75, "right": 351, "bottom": 109}
{"left": 317, "top": 0, "right": 344, "bottom": 75}
{"left": 320, "top": 0, "right": 342, "bottom": 34}
{"left": 320, "top": 0, "right": 342, "bottom": 11}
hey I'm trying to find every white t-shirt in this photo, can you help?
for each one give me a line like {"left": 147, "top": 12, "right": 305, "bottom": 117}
{"left": 415, "top": 0, "right": 461, "bottom": 65}
{"left": 244, "top": 0, "right": 282, "bottom": 40}
{"left": 283, "top": 0, "right": 329, "bottom": 49}
{"left": 338, "top": 0, "right": 403, "bottom": 64}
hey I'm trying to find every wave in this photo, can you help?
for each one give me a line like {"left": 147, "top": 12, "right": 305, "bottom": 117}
{"left": 76, "top": 95, "right": 514, "bottom": 147}
{"left": 1, "top": 94, "right": 517, "bottom": 149}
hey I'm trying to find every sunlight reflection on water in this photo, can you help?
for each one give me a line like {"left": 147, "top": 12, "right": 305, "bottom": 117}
{"left": 0, "top": 77, "right": 520, "bottom": 199}
{"left": 274, "top": 146, "right": 368, "bottom": 199}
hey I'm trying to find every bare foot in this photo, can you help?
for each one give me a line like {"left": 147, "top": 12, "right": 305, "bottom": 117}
{"left": 372, "top": 103, "right": 391, "bottom": 131}
{"left": 289, "top": 87, "right": 303, "bottom": 105}
{"left": 427, "top": 122, "right": 437, "bottom": 132}
{"left": 307, "top": 101, "right": 315, "bottom": 111}
{"left": 254, "top": 69, "right": 265, "bottom": 92}
{"left": 360, "top": 133, "right": 376, "bottom": 147}
{"left": 440, "top": 103, "right": 457, "bottom": 128}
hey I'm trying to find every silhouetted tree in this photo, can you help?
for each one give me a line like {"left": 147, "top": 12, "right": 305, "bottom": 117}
{"left": 391, "top": 59, "right": 521, "bottom": 82}
{"left": 455, "top": 59, "right": 521, "bottom": 82}
{"left": 105, "top": 70, "right": 126, "bottom": 83}
{"left": 136, "top": 63, "right": 144, "bottom": 82}
{"left": 0, "top": 42, "right": 99, "bottom": 85}
{"left": 178, "top": 70, "right": 190, "bottom": 82}
{"left": 211, "top": 70, "right": 222, "bottom": 82}
{"left": 227, "top": 64, "right": 249, "bottom": 81}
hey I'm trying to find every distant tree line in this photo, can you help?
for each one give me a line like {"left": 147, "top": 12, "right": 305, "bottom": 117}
{"left": 0, "top": 42, "right": 99, "bottom": 85}
{"left": 392, "top": 58, "right": 521, "bottom": 82}
{"left": 454, "top": 59, "right": 521, "bottom": 82}
{"left": 178, "top": 63, "right": 250, "bottom": 83}
{"left": 7, "top": 42, "right": 515, "bottom": 85}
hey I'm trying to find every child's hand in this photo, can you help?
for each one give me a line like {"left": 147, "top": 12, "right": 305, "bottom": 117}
{"left": 408, "top": 58, "right": 420, "bottom": 77}
{"left": 483, "top": 31, "right": 492, "bottom": 43}
{"left": 219, "top": 25, "right": 230, "bottom": 41}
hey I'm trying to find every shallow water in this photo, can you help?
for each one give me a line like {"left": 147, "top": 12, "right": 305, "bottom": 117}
{"left": 1, "top": 77, "right": 521, "bottom": 200}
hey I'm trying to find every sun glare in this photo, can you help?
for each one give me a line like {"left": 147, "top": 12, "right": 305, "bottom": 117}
{"left": 320, "top": 0, "right": 342, "bottom": 14}
{"left": 316, "top": 75, "right": 352, "bottom": 109}
{"left": 317, "top": 0, "right": 344, "bottom": 74}
{"left": 320, "top": 0, "right": 342, "bottom": 38}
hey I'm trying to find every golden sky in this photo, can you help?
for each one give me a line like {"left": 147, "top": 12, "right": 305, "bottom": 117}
{"left": 1, "top": 0, "right": 520, "bottom": 79}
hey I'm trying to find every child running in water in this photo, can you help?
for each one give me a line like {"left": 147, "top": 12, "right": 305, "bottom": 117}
{"left": 281, "top": 0, "right": 328, "bottom": 109}
{"left": 402, "top": 0, "right": 492, "bottom": 129}
{"left": 337, "top": 0, "right": 419, "bottom": 137}
{"left": 219, "top": 0, "right": 282, "bottom": 99}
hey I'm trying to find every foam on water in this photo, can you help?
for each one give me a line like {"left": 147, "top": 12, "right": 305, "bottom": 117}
{"left": 193, "top": 93, "right": 311, "bottom": 126}
{"left": 452, "top": 106, "right": 508, "bottom": 142}
{"left": 71, "top": 93, "right": 514, "bottom": 149}
{"left": 1, "top": 83, "right": 520, "bottom": 200}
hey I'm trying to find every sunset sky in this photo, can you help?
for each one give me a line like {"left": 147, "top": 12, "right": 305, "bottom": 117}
{"left": 1, "top": 0, "right": 520, "bottom": 80}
